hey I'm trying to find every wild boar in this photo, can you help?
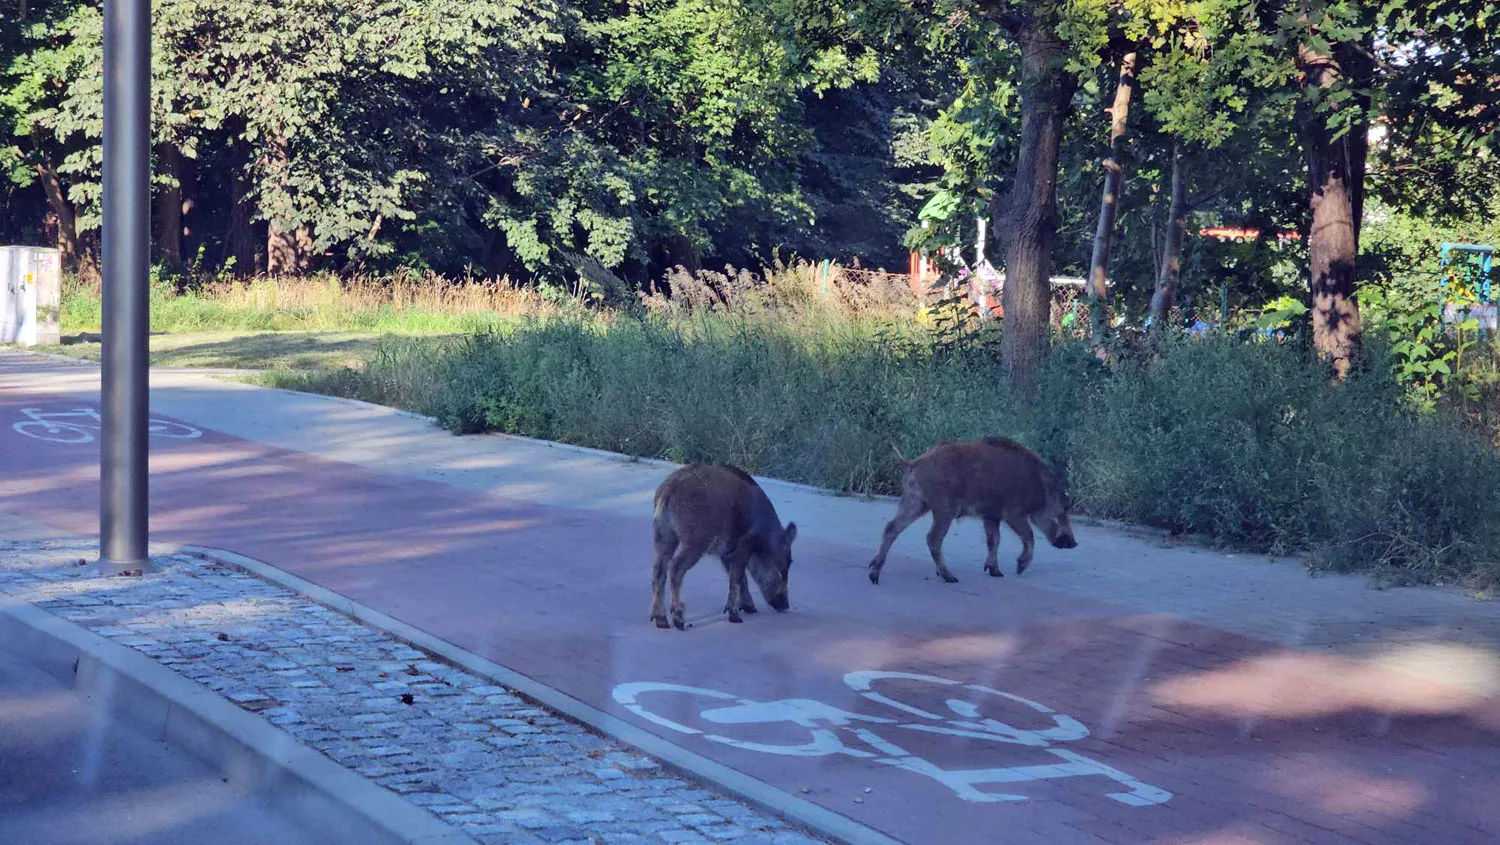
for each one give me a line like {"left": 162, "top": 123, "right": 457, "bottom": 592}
{"left": 868, "top": 437, "right": 1077, "bottom": 585}
{"left": 651, "top": 463, "right": 797, "bottom": 630}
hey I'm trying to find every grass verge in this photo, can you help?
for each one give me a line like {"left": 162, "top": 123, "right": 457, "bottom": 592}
{"left": 54, "top": 272, "right": 553, "bottom": 371}
{"left": 38, "top": 331, "right": 388, "bottom": 371}
{"left": 61, "top": 272, "right": 561, "bottom": 337}
{"left": 264, "top": 312, "right": 1500, "bottom": 591}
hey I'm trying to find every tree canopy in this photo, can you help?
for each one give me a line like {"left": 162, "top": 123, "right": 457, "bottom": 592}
{"left": 1, "top": 0, "right": 1495, "bottom": 380}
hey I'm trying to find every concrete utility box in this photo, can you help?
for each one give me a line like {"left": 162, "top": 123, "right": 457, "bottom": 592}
{"left": 1, "top": 246, "right": 62, "bottom": 346}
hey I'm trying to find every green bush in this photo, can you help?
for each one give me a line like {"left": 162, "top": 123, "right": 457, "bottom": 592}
{"left": 1070, "top": 335, "right": 1500, "bottom": 585}
{"left": 270, "top": 314, "right": 1500, "bottom": 589}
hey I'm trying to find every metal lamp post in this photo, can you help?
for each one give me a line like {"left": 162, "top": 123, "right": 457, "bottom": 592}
{"left": 98, "top": 0, "right": 153, "bottom": 574}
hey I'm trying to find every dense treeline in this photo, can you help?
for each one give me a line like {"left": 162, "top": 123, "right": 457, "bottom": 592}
{"left": 1, "top": 1, "right": 942, "bottom": 279}
{"left": 3, "top": 1, "right": 1497, "bottom": 385}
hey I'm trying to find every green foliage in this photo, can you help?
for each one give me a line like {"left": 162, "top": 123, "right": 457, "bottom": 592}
{"left": 1253, "top": 295, "right": 1307, "bottom": 331}
{"left": 906, "top": 10, "right": 1017, "bottom": 248}
{"left": 2, "top": 0, "right": 935, "bottom": 279}
{"left": 282, "top": 311, "right": 1025, "bottom": 495}
{"left": 59, "top": 272, "right": 555, "bottom": 335}
{"left": 4, "top": 0, "right": 1495, "bottom": 299}
{"left": 1374, "top": 2, "right": 1500, "bottom": 218}
{"left": 1360, "top": 285, "right": 1452, "bottom": 409}
{"left": 1075, "top": 333, "right": 1499, "bottom": 585}
{"left": 1, "top": 2, "right": 98, "bottom": 192}
{"left": 511, "top": 0, "right": 888, "bottom": 275}
{"left": 1358, "top": 197, "right": 1500, "bottom": 407}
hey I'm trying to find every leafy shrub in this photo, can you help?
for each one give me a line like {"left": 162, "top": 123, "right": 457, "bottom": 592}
{"left": 1069, "top": 334, "right": 1500, "bottom": 585}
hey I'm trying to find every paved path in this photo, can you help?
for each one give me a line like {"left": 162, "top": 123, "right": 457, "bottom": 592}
{"left": 0, "top": 630, "right": 323, "bottom": 845}
{"left": 4, "top": 349, "right": 1500, "bottom": 844}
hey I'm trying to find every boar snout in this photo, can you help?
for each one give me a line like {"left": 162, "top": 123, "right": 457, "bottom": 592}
{"left": 1046, "top": 515, "right": 1078, "bottom": 549}
{"left": 754, "top": 521, "right": 795, "bottom": 612}
{"left": 752, "top": 563, "right": 790, "bottom": 611}
{"left": 754, "top": 560, "right": 792, "bottom": 612}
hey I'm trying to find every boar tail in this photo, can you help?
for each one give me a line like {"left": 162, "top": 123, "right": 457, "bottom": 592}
{"left": 652, "top": 486, "right": 676, "bottom": 544}
{"left": 653, "top": 485, "right": 671, "bottom": 522}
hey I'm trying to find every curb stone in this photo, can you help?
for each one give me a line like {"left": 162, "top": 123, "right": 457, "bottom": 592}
{"left": 0, "top": 594, "right": 476, "bottom": 845}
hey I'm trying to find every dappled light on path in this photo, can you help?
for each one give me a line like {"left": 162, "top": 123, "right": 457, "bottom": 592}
{"left": 1152, "top": 642, "right": 1500, "bottom": 720}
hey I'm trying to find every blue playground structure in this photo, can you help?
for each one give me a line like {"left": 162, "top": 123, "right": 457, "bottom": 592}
{"left": 1439, "top": 243, "right": 1497, "bottom": 332}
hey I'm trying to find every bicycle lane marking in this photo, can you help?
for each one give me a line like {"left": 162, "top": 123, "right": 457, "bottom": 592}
{"left": 10, "top": 405, "right": 204, "bottom": 444}
{"left": 616, "top": 682, "right": 901, "bottom": 758}
{"left": 613, "top": 672, "right": 1173, "bottom": 807}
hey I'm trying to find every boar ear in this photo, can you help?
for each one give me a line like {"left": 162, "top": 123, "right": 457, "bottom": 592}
{"left": 783, "top": 522, "right": 797, "bottom": 547}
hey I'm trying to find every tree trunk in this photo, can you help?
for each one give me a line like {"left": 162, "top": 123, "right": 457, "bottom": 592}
{"left": 267, "top": 222, "right": 313, "bottom": 275}
{"left": 1149, "top": 144, "right": 1189, "bottom": 331}
{"left": 225, "top": 157, "right": 258, "bottom": 276}
{"left": 180, "top": 151, "right": 201, "bottom": 266}
{"left": 993, "top": 16, "right": 1077, "bottom": 392}
{"left": 259, "top": 128, "right": 314, "bottom": 276}
{"left": 666, "top": 234, "right": 702, "bottom": 274}
{"left": 1298, "top": 30, "right": 1371, "bottom": 379}
{"left": 1087, "top": 50, "right": 1138, "bottom": 345}
{"left": 155, "top": 143, "right": 186, "bottom": 274}
{"left": 35, "top": 161, "right": 99, "bottom": 283}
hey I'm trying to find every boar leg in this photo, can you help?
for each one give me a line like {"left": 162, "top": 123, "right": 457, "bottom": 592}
{"left": 667, "top": 542, "right": 708, "bottom": 631}
{"left": 721, "top": 545, "right": 751, "bottom": 624}
{"left": 983, "top": 518, "right": 1004, "bottom": 577}
{"left": 735, "top": 564, "right": 758, "bottom": 614}
{"left": 650, "top": 532, "right": 678, "bottom": 628}
{"left": 869, "top": 493, "right": 930, "bottom": 585}
{"left": 1005, "top": 510, "right": 1035, "bottom": 574}
{"left": 926, "top": 510, "right": 960, "bottom": 583}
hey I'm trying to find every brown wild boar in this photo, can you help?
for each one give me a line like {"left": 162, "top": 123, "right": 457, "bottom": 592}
{"left": 868, "top": 437, "right": 1077, "bottom": 585}
{"left": 651, "top": 464, "right": 797, "bottom": 630}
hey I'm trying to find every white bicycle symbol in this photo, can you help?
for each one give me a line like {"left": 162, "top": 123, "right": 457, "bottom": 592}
{"left": 11, "top": 408, "right": 202, "bottom": 444}
{"left": 614, "top": 670, "right": 1170, "bottom": 807}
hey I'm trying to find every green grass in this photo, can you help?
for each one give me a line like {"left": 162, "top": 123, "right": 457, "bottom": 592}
{"left": 60, "top": 274, "right": 557, "bottom": 338}
{"left": 265, "top": 310, "right": 1500, "bottom": 590}
{"left": 55, "top": 273, "right": 555, "bottom": 370}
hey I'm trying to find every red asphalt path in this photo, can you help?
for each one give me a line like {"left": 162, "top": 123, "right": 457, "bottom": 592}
{"left": 2, "top": 383, "right": 1498, "bottom": 845}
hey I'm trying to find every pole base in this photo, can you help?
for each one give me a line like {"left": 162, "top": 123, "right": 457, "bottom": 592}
{"left": 95, "top": 557, "right": 160, "bottom": 577}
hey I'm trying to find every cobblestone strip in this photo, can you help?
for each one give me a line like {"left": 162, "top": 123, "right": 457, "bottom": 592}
{"left": 0, "top": 541, "right": 822, "bottom": 845}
